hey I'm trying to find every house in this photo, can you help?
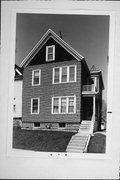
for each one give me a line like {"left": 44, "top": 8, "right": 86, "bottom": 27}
{"left": 20, "top": 29, "right": 104, "bottom": 132}
{"left": 13, "top": 64, "right": 23, "bottom": 126}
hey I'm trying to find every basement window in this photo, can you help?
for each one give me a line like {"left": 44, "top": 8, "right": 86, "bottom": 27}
{"left": 59, "top": 123, "right": 66, "bottom": 128}
{"left": 34, "top": 122, "right": 40, "bottom": 127}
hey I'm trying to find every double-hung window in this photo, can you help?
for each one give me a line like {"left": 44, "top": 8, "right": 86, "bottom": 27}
{"left": 53, "top": 65, "right": 76, "bottom": 84}
{"left": 31, "top": 98, "right": 40, "bottom": 114}
{"left": 46, "top": 45, "right": 55, "bottom": 62}
{"left": 53, "top": 98, "right": 59, "bottom": 113}
{"left": 54, "top": 68, "right": 60, "bottom": 83}
{"left": 52, "top": 96, "right": 76, "bottom": 114}
{"left": 32, "top": 69, "right": 41, "bottom": 86}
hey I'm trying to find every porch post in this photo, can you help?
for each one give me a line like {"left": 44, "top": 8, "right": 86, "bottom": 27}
{"left": 91, "top": 95, "right": 96, "bottom": 133}
{"left": 93, "top": 95, "right": 95, "bottom": 116}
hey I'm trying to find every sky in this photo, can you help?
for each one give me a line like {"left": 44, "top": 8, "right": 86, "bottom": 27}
{"left": 15, "top": 13, "right": 109, "bottom": 101}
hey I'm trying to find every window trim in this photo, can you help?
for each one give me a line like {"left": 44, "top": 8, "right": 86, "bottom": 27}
{"left": 46, "top": 45, "right": 55, "bottom": 62}
{"left": 32, "top": 69, "right": 41, "bottom": 86}
{"left": 51, "top": 95, "right": 76, "bottom": 114}
{"left": 31, "top": 98, "right": 40, "bottom": 114}
{"left": 53, "top": 65, "right": 77, "bottom": 84}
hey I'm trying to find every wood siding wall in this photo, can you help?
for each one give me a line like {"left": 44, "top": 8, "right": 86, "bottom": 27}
{"left": 22, "top": 60, "right": 82, "bottom": 124}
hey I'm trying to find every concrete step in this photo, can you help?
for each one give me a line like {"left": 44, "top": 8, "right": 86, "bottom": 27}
{"left": 72, "top": 135, "right": 87, "bottom": 139}
{"left": 70, "top": 138, "right": 87, "bottom": 142}
{"left": 67, "top": 145, "right": 86, "bottom": 149}
{"left": 69, "top": 141, "right": 87, "bottom": 145}
{"left": 81, "top": 121, "right": 91, "bottom": 124}
{"left": 67, "top": 148, "right": 84, "bottom": 153}
{"left": 79, "top": 127, "right": 90, "bottom": 129}
{"left": 81, "top": 123, "right": 91, "bottom": 125}
{"left": 67, "top": 146, "right": 85, "bottom": 150}
{"left": 69, "top": 141, "right": 86, "bottom": 145}
{"left": 71, "top": 138, "right": 87, "bottom": 142}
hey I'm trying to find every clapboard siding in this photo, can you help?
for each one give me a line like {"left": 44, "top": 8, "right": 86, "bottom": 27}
{"left": 22, "top": 60, "right": 82, "bottom": 124}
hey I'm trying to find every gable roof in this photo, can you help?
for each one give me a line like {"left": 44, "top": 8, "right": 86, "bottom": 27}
{"left": 90, "top": 69, "right": 104, "bottom": 90}
{"left": 20, "top": 29, "right": 85, "bottom": 68}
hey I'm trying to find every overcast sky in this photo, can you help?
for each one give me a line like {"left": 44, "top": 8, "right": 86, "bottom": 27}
{"left": 15, "top": 13, "right": 109, "bottom": 101}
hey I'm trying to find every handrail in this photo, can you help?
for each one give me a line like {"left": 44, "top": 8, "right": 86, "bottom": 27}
{"left": 90, "top": 113, "right": 95, "bottom": 135}
{"left": 83, "top": 134, "right": 91, "bottom": 153}
{"left": 83, "top": 113, "right": 95, "bottom": 153}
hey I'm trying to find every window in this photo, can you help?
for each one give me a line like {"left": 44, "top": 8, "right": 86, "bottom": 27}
{"left": 52, "top": 96, "right": 76, "bottom": 114}
{"left": 34, "top": 122, "right": 40, "bottom": 127}
{"left": 31, "top": 98, "right": 40, "bottom": 114}
{"left": 59, "top": 123, "right": 66, "bottom": 128}
{"left": 54, "top": 68, "right": 60, "bottom": 83}
{"left": 69, "top": 66, "right": 75, "bottom": 82}
{"left": 68, "top": 97, "right": 75, "bottom": 113}
{"left": 32, "top": 70, "right": 41, "bottom": 86}
{"left": 61, "top": 67, "right": 67, "bottom": 82}
{"left": 61, "top": 98, "right": 67, "bottom": 113}
{"left": 53, "top": 65, "right": 76, "bottom": 84}
{"left": 53, "top": 98, "right": 59, "bottom": 113}
{"left": 46, "top": 45, "right": 55, "bottom": 61}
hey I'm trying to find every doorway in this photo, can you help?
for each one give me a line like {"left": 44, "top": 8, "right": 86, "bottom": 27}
{"left": 81, "top": 97, "right": 93, "bottom": 120}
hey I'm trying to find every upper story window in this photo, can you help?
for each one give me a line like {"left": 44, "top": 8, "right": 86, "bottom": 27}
{"left": 32, "top": 69, "right": 41, "bottom": 86}
{"left": 53, "top": 65, "right": 76, "bottom": 84}
{"left": 46, "top": 45, "right": 55, "bottom": 62}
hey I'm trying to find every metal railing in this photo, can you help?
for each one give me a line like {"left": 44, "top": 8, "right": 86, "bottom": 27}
{"left": 83, "top": 113, "right": 95, "bottom": 153}
{"left": 90, "top": 113, "right": 95, "bottom": 135}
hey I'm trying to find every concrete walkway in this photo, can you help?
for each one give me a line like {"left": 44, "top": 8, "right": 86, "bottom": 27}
{"left": 66, "top": 121, "right": 92, "bottom": 153}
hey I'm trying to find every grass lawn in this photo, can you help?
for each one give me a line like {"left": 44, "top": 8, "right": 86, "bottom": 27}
{"left": 13, "top": 127, "right": 76, "bottom": 152}
{"left": 87, "top": 132, "right": 106, "bottom": 153}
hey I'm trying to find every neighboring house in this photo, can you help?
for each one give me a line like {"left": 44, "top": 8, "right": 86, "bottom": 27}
{"left": 20, "top": 29, "right": 104, "bottom": 132}
{"left": 13, "top": 64, "right": 23, "bottom": 126}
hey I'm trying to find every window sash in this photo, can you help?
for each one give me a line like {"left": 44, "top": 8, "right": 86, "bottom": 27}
{"left": 61, "top": 98, "right": 67, "bottom": 113}
{"left": 69, "top": 66, "right": 75, "bottom": 82}
{"left": 54, "top": 68, "right": 60, "bottom": 83}
{"left": 61, "top": 67, "right": 67, "bottom": 83}
{"left": 53, "top": 98, "right": 59, "bottom": 113}
{"left": 68, "top": 97, "right": 75, "bottom": 113}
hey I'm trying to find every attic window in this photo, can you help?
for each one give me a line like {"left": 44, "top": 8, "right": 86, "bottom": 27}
{"left": 46, "top": 45, "right": 55, "bottom": 62}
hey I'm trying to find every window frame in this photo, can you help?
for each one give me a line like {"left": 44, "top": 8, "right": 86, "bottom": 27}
{"left": 46, "top": 45, "right": 55, "bottom": 62}
{"left": 31, "top": 98, "right": 40, "bottom": 114}
{"left": 53, "top": 65, "right": 77, "bottom": 84}
{"left": 32, "top": 69, "right": 41, "bottom": 86}
{"left": 52, "top": 96, "right": 76, "bottom": 114}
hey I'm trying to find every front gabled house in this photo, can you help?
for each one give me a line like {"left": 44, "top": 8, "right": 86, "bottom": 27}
{"left": 20, "top": 29, "right": 104, "bottom": 132}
